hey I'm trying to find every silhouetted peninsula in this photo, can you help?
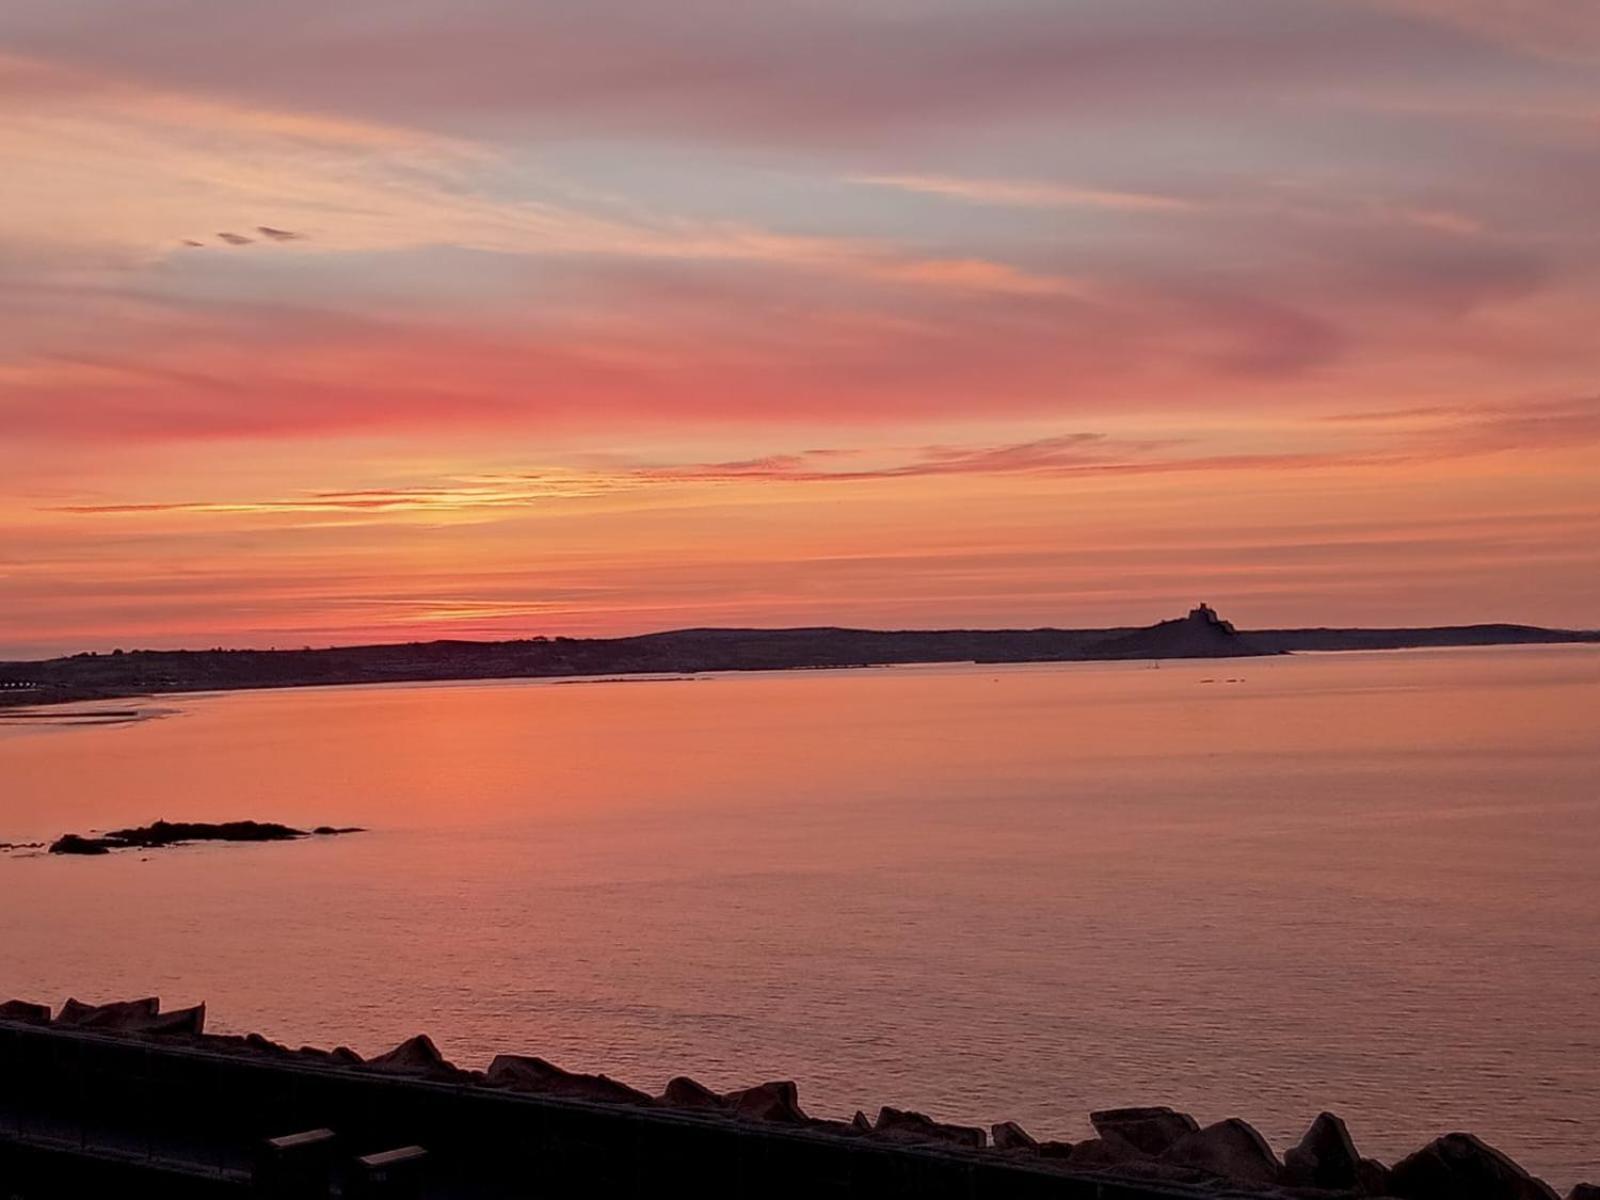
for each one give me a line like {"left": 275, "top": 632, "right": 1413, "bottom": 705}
{"left": 1, "top": 605, "right": 1593, "bottom": 709}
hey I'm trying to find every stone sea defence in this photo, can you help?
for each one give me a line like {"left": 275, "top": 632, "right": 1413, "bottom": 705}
{"left": 0, "top": 998, "right": 1589, "bottom": 1199}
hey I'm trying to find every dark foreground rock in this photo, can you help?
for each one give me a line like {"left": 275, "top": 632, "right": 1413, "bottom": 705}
{"left": 1160, "top": 1118, "right": 1283, "bottom": 1186}
{"left": 55, "top": 996, "right": 160, "bottom": 1029}
{"left": 48, "top": 833, "right": 112, "bottom": 855}
{"left": 661, "top": 1075, "right": 726, "bottom": 1110}
{"left": 487, "top": 1054, "right": 652, "bottom": 1105}
{"left": 0, "top": 999, "right": 51, "bottom": 1024}
{"left": 1390, "top": 1133, "right": 1560, "bottom": 1200}
{"left": 657, "top": 1077, "right": 812, "bottom": 1124}
{"left": 364, "top": 1034, "right": 477, "bottom": 1084}
{"left": 47, "top": 819, "right": 362, "bottom": 854}
{"left": 723, "top": 1080, "right": 808, "bottom": 1124}
{"left": 991, "top": 1121, "right": 1038, "bottom": 1151}
{"left": 1068, "top": 1136, "right": 1153, "bottom": 1168}
{"left": 0, "top": 997, "right": 1584, "bottom": 1198}
{"left": 873, "top": 1107, "right": 986, "bottom": 1148}
{"left": 1090, "top": 1106, "right": 1200, "bottom": 1156}
{"left": 1284, "top": 1111, "right": 1363, "bottom": 1190}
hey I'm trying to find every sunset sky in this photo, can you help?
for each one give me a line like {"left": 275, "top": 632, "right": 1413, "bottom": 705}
{"left": 3, "top": 0, "right": 1598, "bottom": 657}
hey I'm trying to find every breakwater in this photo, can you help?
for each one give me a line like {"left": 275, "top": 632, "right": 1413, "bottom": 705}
{"left": 0, "top": 999, "right": 1587, "bottom": 1199}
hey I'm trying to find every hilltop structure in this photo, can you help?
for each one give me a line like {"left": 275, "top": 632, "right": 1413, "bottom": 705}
{"left": 1089, "top": 603, "right": 1273, "bottom": 660}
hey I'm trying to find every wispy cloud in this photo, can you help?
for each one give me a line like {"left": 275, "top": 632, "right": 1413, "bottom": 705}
{"left": 0, "top": 52, "right": 1068, "bottom": 296}
{"left": 1356, "top": 0, "right": 1600, "bottom": 63}
{"left": 49, "top": 399, "right": 1600, "bottom": 521}
{"left": 852, "top": 173, "right": 1196, "bottom": 214}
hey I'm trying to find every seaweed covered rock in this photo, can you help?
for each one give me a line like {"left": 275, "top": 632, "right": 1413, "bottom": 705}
{"left": 1090, "top": 1106, "right": 1199, "bottom": 1156}
{"left": 1389, "top": 1133, "right": 1558, "bottom": 1200}
{"left": 873, "top": 1107, "right": 985, "bottom": 1148}
{"left": 1160, "top": 1118, "right": 1283, "bottom": 1186}
{"left": 486, "top": 1055, "right": 651, "bottom": 1105}
{"left": 1284, "top": 1112, "right": 1363, "bottom": 1191}
{"left": 0, "top": 999, "right": 52, "bottom": 1025}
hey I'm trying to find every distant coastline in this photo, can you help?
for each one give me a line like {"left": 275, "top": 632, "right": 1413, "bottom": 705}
{"left": 2, "top": 604, "right": 1594, "bottom": 711}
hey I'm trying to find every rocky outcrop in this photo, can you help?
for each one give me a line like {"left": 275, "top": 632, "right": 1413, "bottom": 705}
{"left": 657, "top": 1077, "right": 810, "bottom": 1123}
{"left": 991, "top": 1121, "right": 1038, "bottom": 1152}
{"left": 296, "top": 1043, "right": 364, "bottom": 1065}
{"left": 47, "top": 820, "right": 362, "bottom": 855}
{"left": 1089, "top": 1106, "right": 1199, "bottom": 1156}
{"left": 138, "top": 1002, "right": 205, "bottom": 1036}
{"left": 722, "top": 1081, "right": 808, "bottom": 1124}
{"left": 1359, "top": 1157, "right": 1394, "bottom": 1195}
{"left": 872, "top": 1107, "right": 985, "bottom": 1148}
{"left": 1159, "top": 1118, "right": 1283, "bottom": 1187}
{"left": 1068, "top": 1136, "right": 1151, "bottom": 1168}
{"left": 0, "top": 999, "right": 52, "bottom": 1024}
{"left": 1088, "top": 605, "right": 1275, "bottom": 660}
{"left": 49, "top": 834, "right": 111, "bottom": 855}
{"left": 486, "top": 1055, "right": 652, "bottom": 1105}
{"left": 1284, "top": 1112, "right": 1363, "bottom": 1190}
{"left": 54, "top": 996, "right": 160, "bottom": 1029}
{"left": 16, "top": 997, "right": 1588, "bottom": 1197}
{"left": 364, "top": 1035, "right": 475, "bottom": 1084}
{"left": 661, "top": 1075, "right": 726, "bottom": 1110}
{"left": 1389, "top": 1133, "right": 1560, "bottom": 1200}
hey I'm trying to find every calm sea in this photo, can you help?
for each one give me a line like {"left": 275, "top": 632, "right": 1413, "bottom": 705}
{"left": 3, "top": 646, "right": 1597, "bottom": 1184}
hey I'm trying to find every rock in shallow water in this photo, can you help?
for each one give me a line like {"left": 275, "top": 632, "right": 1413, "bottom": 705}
{"left": 48, "top": 834, "right": 111, "bottom": 855}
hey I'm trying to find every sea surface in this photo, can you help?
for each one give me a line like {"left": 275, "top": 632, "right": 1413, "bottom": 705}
{"left": 3, "top": 646, "right": 1598, "bottom": 1184}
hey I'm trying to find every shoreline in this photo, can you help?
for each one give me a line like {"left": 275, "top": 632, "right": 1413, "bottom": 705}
{"left": 2, "top": 622, "right": 1594, "bottom": 713}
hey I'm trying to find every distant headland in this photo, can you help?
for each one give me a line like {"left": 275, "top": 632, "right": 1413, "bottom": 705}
{"left": 1, "top": 605, "right": 1594, "bottom": 709}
